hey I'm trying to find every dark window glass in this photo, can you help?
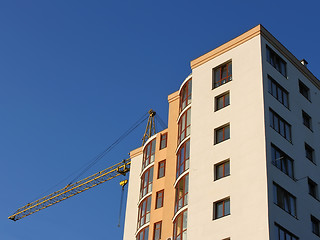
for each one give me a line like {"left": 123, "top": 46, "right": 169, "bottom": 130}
{"left": 268, "top": 76, "right": 289, "bottom": 108}
{"left": 214, "top": 198, "right": 230, "bottom": 219}
{"left": 271, "top": 144, "right": 294, "bottom": 178}
{"left": 302, "top": 111, "right": 312, "bottom": 130}
{"left": 274, "top": 223, "right": 298, "bottom": 240}
{"left": 158, "top": 160, "right": 166, "bottom": 179}
{"left": 305, "top": 143, "right": 315, "bottom": 163}
{"left": 299, "top": 80, "right": 310, "bottom": 100}
{"left": 266, "top": 46, "right": 287, "bottom": 77}
{"left": 215, "top": 160, "right": 230, "bottom": 180}
{"left": 269, "top": 109, "right": 292, "bottom": 142}
{"left": 312, "top": 216, "right": 320, "bottom": 236}
{"left": 308, "top": 178, "right": 318, "bottom": 199}
{"left": 215, "top": 92, "right": 230, "bottom": 111}
{"left": 215, "top": 124, "right": 230, "bottom": 144}
{"left": 273, "top": 183, "right": 296, "bottom": 217}
{"left": 213, "top": 62, "right": 232, "bottom": 88}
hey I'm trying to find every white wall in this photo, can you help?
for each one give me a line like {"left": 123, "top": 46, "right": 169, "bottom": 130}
{"left": 189, "top": 35, "right": 270, "bottom": 240}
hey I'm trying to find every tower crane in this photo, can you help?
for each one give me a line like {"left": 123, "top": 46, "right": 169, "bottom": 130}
{"left": 8, "top": 109, "right": 158, "bottom": 222}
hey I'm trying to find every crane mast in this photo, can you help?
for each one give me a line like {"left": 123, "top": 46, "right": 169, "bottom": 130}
{"left": 8, "top": 159, "right": 130, "bottom": 221}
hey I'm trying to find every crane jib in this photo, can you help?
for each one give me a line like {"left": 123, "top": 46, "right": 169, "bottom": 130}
{"left": 8, "top": 159, "right": 131, "bottom": 221}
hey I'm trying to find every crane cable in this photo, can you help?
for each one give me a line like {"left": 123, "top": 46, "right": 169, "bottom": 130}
{"left": 30, "top": 112, "right": 149, "bottom": 202}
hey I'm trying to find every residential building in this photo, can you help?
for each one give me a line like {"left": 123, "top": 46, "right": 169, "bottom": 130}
{"left": 123, "top": 24, "right": 320, "bottom": 240}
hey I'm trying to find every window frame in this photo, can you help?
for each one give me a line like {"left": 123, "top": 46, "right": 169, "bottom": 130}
{"left": 299, "top": 80, "right": 311, "bottom": 101}
{"left": 273, "top": 182, "right": 296, "bottom": 217}
{"left": 174, "top": 174, "right": 189, "bottom": 213}
{"left": 178, "top": 108, "right": 191, "bottom": 144}
{"left": 269, "top": 108, "right": 292, "bottom": 142}
{"left": 308, "top": 178, "right": 318, "bottom": 200}
{"left": 214, "top": 160, "right": 230, "bottom": 181}
{"left": 215, "top": 91, "right": 230, "bottom": 111}
{"left": 139, "top": 167, "right": 154, "bottom": 199}
{"left": 155, "top": 190, "right": 164, "bottom": 209}
{"left": 173, "top": 209, "right": 188, "bottom": 240}
{"left": 180, "top": 79, "right": 192, "bottom": 112}
{"left": 271, "top": 144, "right": 294, "bottom": 179}
{"left": 160, "top": 133, "right": 168, "bottom": 150}
{"left": 137, "top": 196, "right": 152, "bottom": 228}
{"left": 176, "top": 140, "right": 190, "bottom": 178}
{"left": 213, "top": 61, "right": 232, "bottom": 89}
{"left": 214, "top": 124, "right": 230, "bottom": 144}
{"left": 266, "top": 45, "right": 287, "bottom": 77}
{"left": 157, "top": 160, "right": 166, "bottom": 179}
{"left": 153, "top": 221, "right": 162, "bottom": 240}
{"left": 274, "top": 223, "right": 298, "bottom": 240}
{"left": 213, "top": 197, "right": 230, "bottom": 220}
{"left": 268, "top": 75, "right": 289, "bottom": 108}
{"left": 311, "top": 215, "right": 320, "bottom": 237}
{"left": 142, "top": 139, "right": 156, "bottom": 170}
{"left": 305, "top": 143, "right": 315, "bottom": 163}
{"left": 302, "top": 110, "right": 312, "bottom": 130}
{"left": 136, "top": 226, "right": 149, "bottom": 240}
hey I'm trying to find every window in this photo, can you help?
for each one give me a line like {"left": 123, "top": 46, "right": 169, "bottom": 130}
{"left": 268, "top": 76, "right": 289, "bottom": 108}
{"left": 175, "top": 174, "right": 189, "bottom": 213}
{"left": 274, "top": 223, "right": 298, "bottom": 240}
{"left": 160, "top": 133, "right": 167, "bottom": 149}
{"left": 157, "top": 160, "right": 166, "bottom": 179}
{"left": 176, "top": 140, "right": 190, "bottom": 178}
{"left": 178, "top": 108, "right": 191, "bottom": 143}
{"left": 269, "top": 109, "right": 292, "bottom": 142}
{"left": 302, "top": 110, "right": 312, "bottom": 130}
{"left": 137, "top": 196, "right": 151, "bottom": 228}
{"left": 213, "top": 61, "right": 232, "bottom": 88}
{"left": 271, "top": 144, "right": 294, "bottom": 179}
{"left": 155, "top": 190, "right": 164, "bottom": 209}
{"left": 136, "top": 227, "right": 149, "bottom": 240}
{"left": 215, "top": 124, "right": 230, "bottom": 144}
{"left": 142, "top": 139, "right": 156, "bottom": 170}
{"left": 215, "top": 160, "right": 230, "bottom": 180}
{"left": 153, "top": 221, "right": 162, "bottom": 240}
{"left": 180, "top": 79, "right": 192, "bottom": 112}
{"left": 305, "top": 143, "right": 315, "bottom": 163}
{"left": 273, "top": 183, "right": 296, "bottom": 217}
{"left": 215, "top": 92, "right": 230, "bottom": 111}
{"left": 308, "top": 178, "right": 318, "bottom": 199}
{"left": 140, "top": 167, "right": 153, "bottom": 199}
{"left": 312, "top": 215, "right": 320, "bottom": 236}
{"left": 173, "top": 210, "right": 187, "bottom": 240}
{"left": 213, "top": 198, "right": 230, "bottom": 219}
{"left": 266, "top": 45, "right": 287, "bottom": 77}
{"left": 299, "top": 80, "right": 310, "bottom": 101}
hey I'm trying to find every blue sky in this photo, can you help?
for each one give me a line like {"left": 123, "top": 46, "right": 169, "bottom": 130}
{"left": 1, "top": 1, "right": 319, "bottom": 239}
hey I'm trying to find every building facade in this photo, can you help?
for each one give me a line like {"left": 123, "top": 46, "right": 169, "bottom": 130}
{"left": 123, "top": 25, "right": 320, "bottom": 240}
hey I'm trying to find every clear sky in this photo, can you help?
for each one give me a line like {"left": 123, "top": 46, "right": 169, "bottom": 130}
{"left": 1, "top": 1, "right": 320, "bottom": 240}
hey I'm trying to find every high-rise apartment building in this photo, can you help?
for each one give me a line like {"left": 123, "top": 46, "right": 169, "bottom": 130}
{"left": 123, "top": 25, "right": 320, "bottom": 240}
